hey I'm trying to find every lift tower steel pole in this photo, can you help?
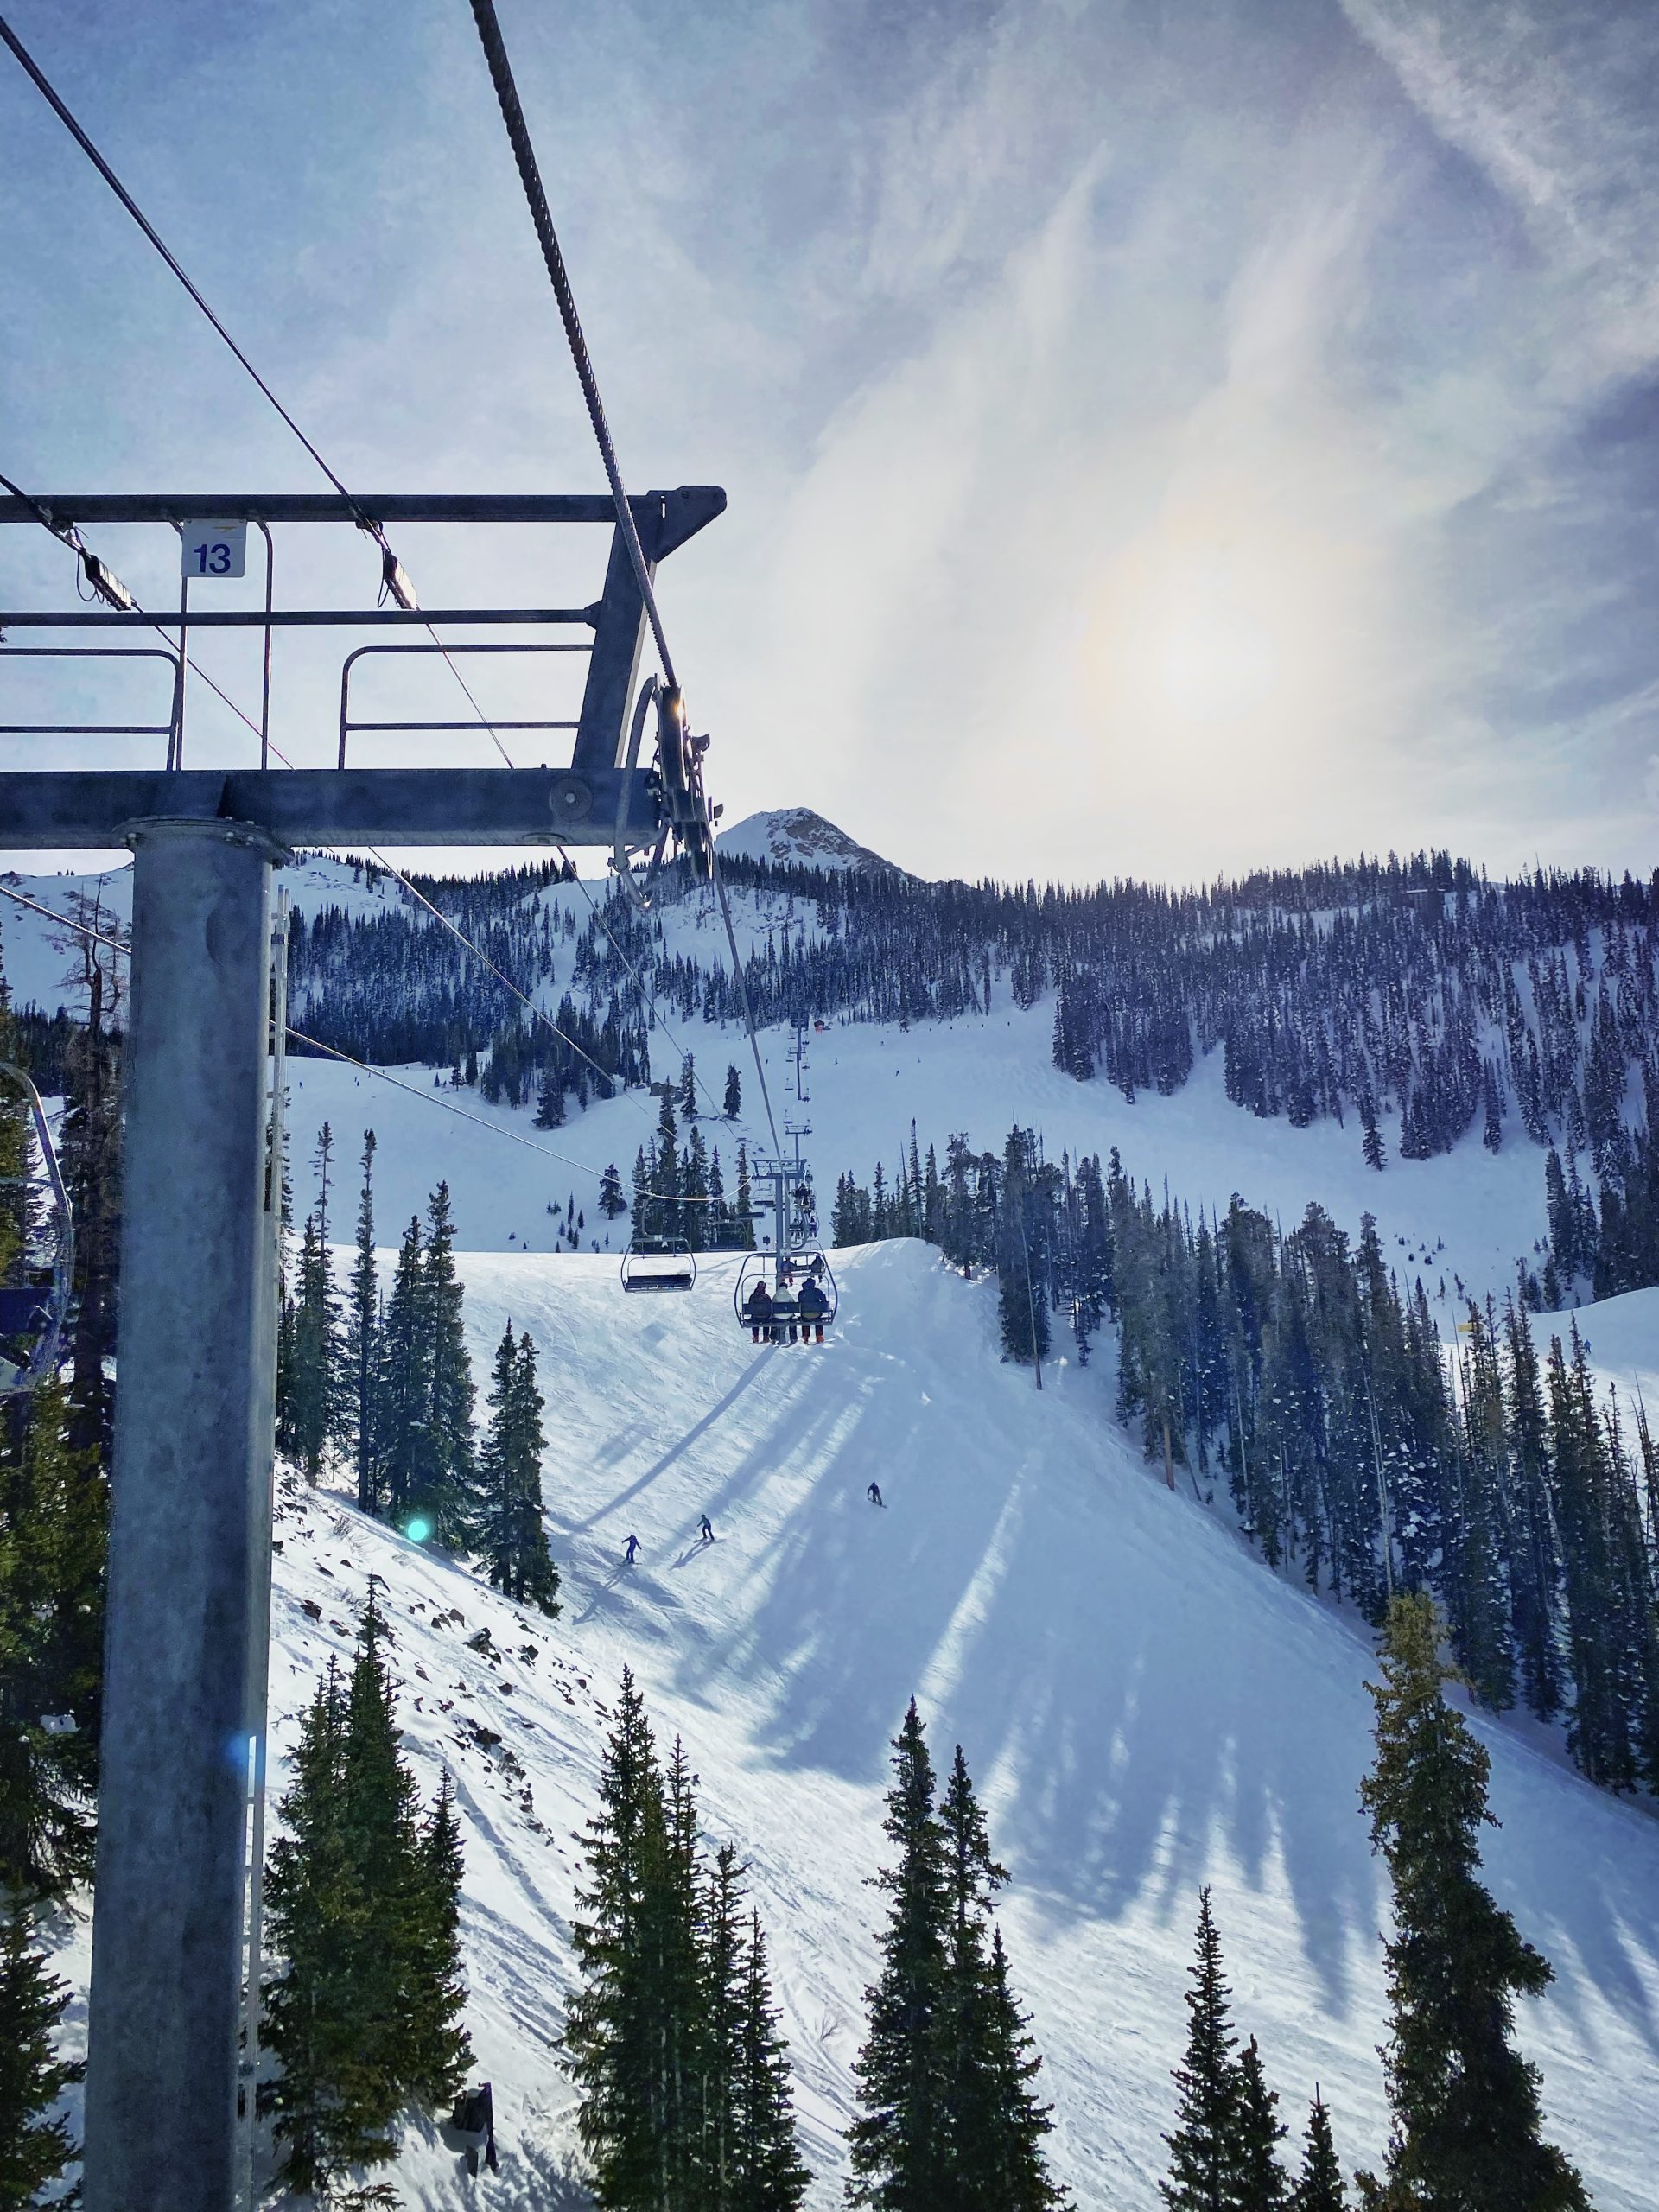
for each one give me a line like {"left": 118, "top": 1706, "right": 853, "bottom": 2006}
{"left": 83, "top": 818, "right": 283, "bottom": 2208}
{"left": 0, "top": 487, "right": 722, "bottom": 2212}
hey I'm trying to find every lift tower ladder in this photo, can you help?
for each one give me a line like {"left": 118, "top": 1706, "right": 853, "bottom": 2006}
{"left": 0, "top": 486, "right": 723, "bottom": 2212}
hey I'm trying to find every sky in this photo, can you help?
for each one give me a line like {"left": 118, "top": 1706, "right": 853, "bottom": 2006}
{"left": 3, "top": 0, "right": 1659, "bottom": 887}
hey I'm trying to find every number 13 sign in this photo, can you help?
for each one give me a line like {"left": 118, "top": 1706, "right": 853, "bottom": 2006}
{"left": 178, "top": 519, "right": 247, "bottom": 579}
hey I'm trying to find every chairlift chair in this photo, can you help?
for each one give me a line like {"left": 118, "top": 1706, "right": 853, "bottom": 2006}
{"left": 620, "top": 1236, "right": 697, "bottom": 1294}
{"left": 733, "top": 1247, "right": 838, "bottom": 1336}
{"left": 0, "top": 1064, "right": 73, "bottom": 1398}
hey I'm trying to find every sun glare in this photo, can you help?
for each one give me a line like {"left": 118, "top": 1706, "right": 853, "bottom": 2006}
{"left": 1155, "top": 601, "right": 1282, "bottom": 726}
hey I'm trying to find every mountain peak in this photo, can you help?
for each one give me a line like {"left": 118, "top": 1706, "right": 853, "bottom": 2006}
{"left": 715, "top": 806, "right": 903, "bottom": 874}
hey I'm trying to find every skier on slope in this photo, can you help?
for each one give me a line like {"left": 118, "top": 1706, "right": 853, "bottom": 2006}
{"left": 624, "top": 1532, "right": 640, "bottom": 1564}
{"left": 699, "top": 1513, "right": 714, "bottom": 1544}
{"left": 868, "top": 1481, "right": 883, "bottom": 1508}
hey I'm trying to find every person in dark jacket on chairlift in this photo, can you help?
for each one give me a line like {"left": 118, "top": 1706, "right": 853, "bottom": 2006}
{"left": 745, "top": 1278, "right": 774, "bottom": 1344}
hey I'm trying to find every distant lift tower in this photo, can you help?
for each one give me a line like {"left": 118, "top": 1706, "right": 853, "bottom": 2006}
{"left": 0, "top": 487, "right": 723, "bottom": 2212}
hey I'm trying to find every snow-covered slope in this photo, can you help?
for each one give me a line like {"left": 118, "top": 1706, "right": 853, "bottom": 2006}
{"left": 129, "top": 1243, "right": 1659, "bottom": 2206}
{"left": 713, "top": 806, "right": 905, "bottom": 874}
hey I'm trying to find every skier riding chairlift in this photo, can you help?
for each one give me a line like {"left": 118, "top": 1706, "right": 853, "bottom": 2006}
{"left": 797, "top": 1275, "right": 828, "bottom": 1344}
{"left": 745, "top": 1278, "right": 774, "bottom": 1344}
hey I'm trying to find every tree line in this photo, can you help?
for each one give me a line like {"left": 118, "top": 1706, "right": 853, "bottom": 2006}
{"left": 830, "top": 1125, "right": 1659, "bottom": 1799}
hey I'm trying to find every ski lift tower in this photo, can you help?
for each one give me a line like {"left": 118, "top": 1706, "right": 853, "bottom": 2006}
{"left": 0, "top": 486, "right": 722, "bottom": 2212}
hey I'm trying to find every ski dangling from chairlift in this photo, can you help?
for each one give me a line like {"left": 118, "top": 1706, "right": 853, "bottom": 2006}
{"left": 0, "top": 1063, "right": 74, "bottom": 1399}
{"left": 620, "top": 1235, "right": 698, "bottom": 1294}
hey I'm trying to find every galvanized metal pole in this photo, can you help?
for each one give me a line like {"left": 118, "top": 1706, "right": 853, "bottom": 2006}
{"left": 84, "top": 817, "right": 284, "bottom": 2212}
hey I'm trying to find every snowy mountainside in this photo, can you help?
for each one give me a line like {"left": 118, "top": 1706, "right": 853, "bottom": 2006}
{"left": 713, "top": 807, "right": 906, "bottom": 874}
{"left": 213, "top": 1249, "right": 1659, "bottom": 2201}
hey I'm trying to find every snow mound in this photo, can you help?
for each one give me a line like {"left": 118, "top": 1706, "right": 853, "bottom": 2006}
{"left": 715, "top": 807, "right": 905, "bottom": 874}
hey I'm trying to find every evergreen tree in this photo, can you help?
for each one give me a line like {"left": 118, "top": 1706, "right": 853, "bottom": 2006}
{"left": 724, "top": 1064, "right": 742, "bottom": 1119}
{"left": 408, "top": 1772, "right": 473, "bottom": 2108}
{"left": 1292, "top": 2092, "right": 1345, "bottom": 2212}
{"left": 679, "top": 1054, "right": 699, "bottom": 1121}
{"left": 287, "top": 1211, "right": 344, "bottom": 1484}
{"left": 477, "top": 1324, "right": 560, "bottom": 1615}
{"left": 423, "top": 1182, "right": 477, "bottom": 1544}
{"left": 264, "top": 1587, "right": 472, "bottom": 2191}
{"left": 1234, "top": 2036, "right": 1288, "bottom": 2209}
{"left": 347, "top": 1129, "right": 381, "bottom": 1514}
{"left": 1354, "top": 1593, "right": 1590, "bottom": 2212}
{"left": 1161, "top": 1889, "right": 1243, "bottom": 2210}
{"left": 847, "top": 1698, "right": 952, "bottom": 2208}
{"left": 734, "top": 1907, "right": 810, "bottom": 2212}
{"left": 566, "top": 1668, "right": 672, "bottom": 2207}
{"left": 378, "top": 1217, "right": 435, "bottom": 1529}
{"left": 0, "top": 1383, "right": 105, "bottom": 1902}
{"left": 600, "top": 1161, "right": 628, "bottom": 1220}
{"left": 0, "top": 1904, "right": 79, "bottom": 2211}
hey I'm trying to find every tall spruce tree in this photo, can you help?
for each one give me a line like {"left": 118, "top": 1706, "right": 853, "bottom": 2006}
{"left": 0, "top": 1904, "right": 79, "bottom": 2210}
{"left": 938, "top": 1744, "right": 1065, "bottom": 2209}
{"left": 1161, "top": 1889, "right": 1243, "bottom": 2210}
{"left": 287, "top": 1212, "right": 343, "bottom": 1484}
{"left": 1291, "top": 2091, "right": 1345, "bottom": 2211}
{"left": 1233, "top": 2036, "right": 1288, "bottom": 2209}
{"left": 1354, "top": 1593, "right": 1590, "bottom": 2212}
{"left": 565, "top": 1668, "right": 671, "bottom": 2207}
{"left": 347, "top": 1129, "right": 381, "bottom": 1513}
{"left": 378, "top": 1216, "right": 435, "bottom": 1529}
{"left": 477, "top": 1324, "right": 560, "bottom": 1615}
{"left": 734, "top": 1907, "right": 810, "bottom": 2212}
{"left": 263, "top": 1590, "right": 472, "bottom": 2193}
{"left": 847, "top": 1699, "right": 952, "bottom": 2209}
{"left": 423, "top": 1182, "right": 476, "bottom": 1544}
{"left": 0, "top": 1383, "right": 105, "bottom": 1901}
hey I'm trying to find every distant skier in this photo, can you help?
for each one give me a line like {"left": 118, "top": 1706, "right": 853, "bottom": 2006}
{"left": 868, "top": 1481, "right": 883, "bottom": 1508}
{"left": 798, "top": 1277, "right": 828, "bottom": 1344}
{"left": 745, "top": 1279, "right": 774, "bottom": 1344}
{"left": 624, "top": 1532, "right": 640, "bottom": 1565}
{"left": 699, "top": 1513, "right": 714, "bottom": 1544}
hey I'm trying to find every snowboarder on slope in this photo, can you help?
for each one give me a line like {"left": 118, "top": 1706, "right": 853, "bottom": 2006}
{"left": 868, "top": 1481, "right": 883, "bottom": 1507}
{"left": 745, "top": 1279, "right": 774, "bottom": 1344}
{"left": 699, "top": 1513, "right": 714, "bottom": 1544}
{"left": 624, "top": 1532, "right": 640, "bottom": 1564}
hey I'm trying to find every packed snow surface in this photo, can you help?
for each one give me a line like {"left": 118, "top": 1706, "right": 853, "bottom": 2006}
{"left": 234, "top": 1244, "right": 1659, "bottom": 2206}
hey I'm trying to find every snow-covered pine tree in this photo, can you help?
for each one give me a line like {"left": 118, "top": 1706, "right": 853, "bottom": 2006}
{"left": 1160, "top": 1888, "right": 1243, "bottom": 2209}
{"left": 0, "top": 1904, "right": 79, "bottom": 2208}
{"left": 1233, "top": 2035, "right": 1288, "bottom": 2209}
{"left": 847, "top": 1697, "right": 952, "bottom": 2208}
{"left": 477, "top": 1324, "right": 559, "bottom": 1616}
{"left": 423, "top": 1182, "right": 476, "bottom": 1544}
{"left": 1290, "top": 2090, "right": 1345, "bottom": 2210}
{"left": 678, "top": 1053, "right": 698, "bottom": 1121}
{"left": 1354, "top": 1592, "right": 1590, "bottom": 2211}
{"left": 534, "top": 1058, "right": 567, "bottom": 1128}
{"left": 723, "top": 1063, "right": 741, "bottom": 1118}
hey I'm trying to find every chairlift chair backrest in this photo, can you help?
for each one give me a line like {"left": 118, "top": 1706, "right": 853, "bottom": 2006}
{"left": 620, "top": 1236, "right": 697, "bottom": 1294}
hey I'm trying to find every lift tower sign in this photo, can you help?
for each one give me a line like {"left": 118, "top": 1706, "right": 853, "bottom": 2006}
{"left": 179, "top": 517, "right": 248, "bottom": 577}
